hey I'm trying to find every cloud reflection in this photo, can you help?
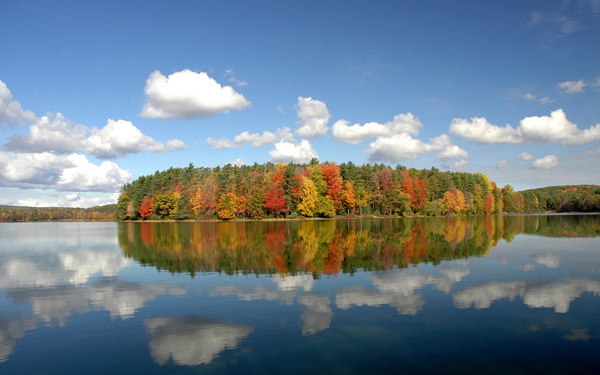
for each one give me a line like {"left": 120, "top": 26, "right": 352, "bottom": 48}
{"left": 145, "top": 317, "right": 253, "bottom": 366}
{"left": 336, "top": 267, "right": 470, "bottom": 315}
{"left": 453, "top": 278, "right": 600, "bottom": 313}
{"left": 299, "top": 293, "right": 332, "bottom": 336}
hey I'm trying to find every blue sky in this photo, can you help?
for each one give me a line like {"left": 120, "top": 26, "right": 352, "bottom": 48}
{"left": 1, "top": 0, "right": 599, "bottom": 207}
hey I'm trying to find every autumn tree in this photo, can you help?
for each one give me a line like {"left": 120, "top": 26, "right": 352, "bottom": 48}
{"left": 200, "top": 175, "right": 218, "bottom": 215}
{"left": 298, "top": 177, "right": 319, "bottom": 217}
{"left": 218, "top": 192, "right": 239, "bottom": 220}
{"left": 321, "top": 162, "right": 343, "bottom": 212}
{"left": 139, "top": 196, "right": 154, "bottom": 219}
{"left": 342, "top": 181, "right": 357, "bottom": 214}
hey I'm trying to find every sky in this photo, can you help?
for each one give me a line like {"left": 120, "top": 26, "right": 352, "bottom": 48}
{"left": 1, "top": 0, "right": 599, "bottom": 208}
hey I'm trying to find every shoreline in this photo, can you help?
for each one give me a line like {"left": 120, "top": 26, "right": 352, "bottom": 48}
{"left": 3, "top": 211, "right": 600, "bottom": 223}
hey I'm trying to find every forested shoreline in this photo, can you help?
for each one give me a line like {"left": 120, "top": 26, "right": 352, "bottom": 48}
{"left": 113, "top": 161, "right": 600, "bottom": 221}
{"left": 1, "top": 161, "right": 598, "bottom": 222}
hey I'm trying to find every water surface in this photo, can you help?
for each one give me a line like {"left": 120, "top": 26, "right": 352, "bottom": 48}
{"left": 1, "top": 215, "right": 599, "bottom": 374}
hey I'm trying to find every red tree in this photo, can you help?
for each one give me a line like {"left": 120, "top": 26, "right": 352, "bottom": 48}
{"left": 412, "top": 178, "right": 426, "bottom": 211}
{"left": 321, "top": 162, "right": 343, "bottom": 211}
{"left": 139, "top": 196, "right": 154, "bottom": 219}
{"left": 401, "top": 172, "right": 415, "bottom": 208}
{"left": 265, "top": 185, "right": 288, "bottom": 217}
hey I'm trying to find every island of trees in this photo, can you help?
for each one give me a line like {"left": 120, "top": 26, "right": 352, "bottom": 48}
{"left": 113, "top": 160, "right": 600, "bottom": 221}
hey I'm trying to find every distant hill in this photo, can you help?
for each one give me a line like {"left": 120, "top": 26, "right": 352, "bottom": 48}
{"left": 520, "top": 185, "right": 600, "bottom": 212}
{"left": 0, "top": 204, "right": 117, "bottom": 222}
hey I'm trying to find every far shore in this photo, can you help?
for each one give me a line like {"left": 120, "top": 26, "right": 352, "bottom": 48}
{"left": 3, "top": 211, "right": 600, "bottom": 224}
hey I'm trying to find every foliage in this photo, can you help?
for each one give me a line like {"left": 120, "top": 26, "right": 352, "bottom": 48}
{"left": 108, "top": 161, "right": 599, "bottom": 222}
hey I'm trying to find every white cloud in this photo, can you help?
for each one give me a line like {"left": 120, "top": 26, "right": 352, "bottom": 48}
{"left": 224, "top": 68, "right": 248, "bottom": 87}
{"left": 365, "top": 133, "right": 460, "bottom": 163}
{"left": 4, "top": 115, "right": 169, "bottom": 159}
{"left": 556, "top": 80, "right": 588, "bottom": 94}
{"left": 496, "top": 160, "right": 507, "bottom": 169}
{"left": 207, "top": 127, "right": 294, "bottom": 149}
{"left": 524, "top": 93, "right": 537, "bottom": 100}
{"left": 531, "top": 155, "right": 559, "bottom": 169}
{"left": 4, "top": 113, "right": 86, "bottom": 153}
{"left": 140, "top": 70, "right": 251, "bottom": 119}
{"left": 519, "top": 109, "right": 578, "bottom": 143}
{"left": 0, "top": 152, "right": 131, "bottom": 192}
{"left": 0, "top": 151, "right": 73, "bottom": 185}
{"left": 295, "top": 96, "right": 331, "bottom": 139}
{"left": 231, "top": 158, "right": 246, "bottom": 167}
{"left": 436, "top": 145, "right": 469, "bottom": 160}
{"left": 450, "top": 117, "right": 521, "bottom": 144}
{"left": 332, "top": 113, "right": 423, "bottom": 144}
{"left": 450, "top": 159, "right": 468, "bottom": 169}
{"left": 517, "top": 152, "right": 534, "bottom": 161}
{"left": 269, "top": 139, "right": 318, "bottom": 164}
{"left": 451, "top": 109, "right": 600, "bottom": 146}
{"left": 86, "top": 119, "right": 164, "bottom": 159}
{"left": 166, "top": 139, "right": 186, "bottom": 151}
{"left": 0, "top": 79, "right": 37, "bottom": 126}
{"left": 539, "top": 97, "right": 553, "bottom": 104}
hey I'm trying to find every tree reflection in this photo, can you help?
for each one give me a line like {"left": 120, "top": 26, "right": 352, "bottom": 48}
{"left": 118, "top": 215, "right": 600, "bottom": 277}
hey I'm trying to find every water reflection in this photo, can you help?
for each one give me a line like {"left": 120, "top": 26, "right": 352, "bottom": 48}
{"left": 118, "top": 214, "right": 600, "bottom": 277}
{"left": 145, "top": 317, "right": 253, "bottom": 366}
{"left": 0, "top": 216, "right": 599, "bottom": 373}
{"left": 454, "top": 278, "right": 600, "bottom": 313}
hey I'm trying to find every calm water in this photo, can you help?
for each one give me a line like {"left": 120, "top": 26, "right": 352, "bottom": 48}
{"left": 1, "top": 215, "right": 599, "bottom": 374}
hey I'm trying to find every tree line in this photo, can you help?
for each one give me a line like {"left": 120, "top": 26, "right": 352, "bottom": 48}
{"left": 0, "top": 205, "right": 115, "bottom": 222}
{"left": 115, "top": 159, "right": 600, "bottom": 221}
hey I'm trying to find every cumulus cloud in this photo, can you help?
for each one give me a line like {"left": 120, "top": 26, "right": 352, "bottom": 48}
{"left": 531, "top": 155, "right": 559, "bottom": 169}
{"left": 295, "top": 96, "right": 331, "bottom": 139}
{"left": 166, "top": 139, "right": 186, "bottom": 151}
{"left": 0, "top": 152, "right": 131, "bottom": 192}
{"left": 0, "top": 79, "right": 37, "bottom": 126}
{"left": 556, "top": 80, "right": 588, "bottom": 94}
{"left": 496, "top": 160, "right": 507, "bottom": 169}
{"left": 4, "top": 113, "right": 86, "bottom": 153}
{"left": 449, "top": 117, "right": 521, "bottom": 144}
{"left": 450, "top": 159, "right": 468, "bottom": 169}
{"left": 332, "top": 113, "right": 423, "bottom": 144}
{"left": 4, "top": 115, "right": 170, "bottom": 159}
{"left": 524, "top": 93, "right": 537, "bottom": 100}
{"left": 86, "top": 119, "right": 164, "bottom": 159}
{"left": 269, "top": 139, "right": 318, "bottom": 164}
{"left": 231, "top": 158, "right": 246, "bottom": 167}
{"left": 140, "top": 70, "right": 251, "bottom": 119}
{"left": 436, "top": 145, "right": 469, "bottom": 160}
{"left": 517, "top": 152, "right": 534, "bottom": 161}
{"left": 365, "top": 133, "right": 464, "bottom": 163}
{"left": 450, "top": 109, "right": 600, "bottom": 146}
{"left": 207, "top": 127, "right": 294, "bottom": 149}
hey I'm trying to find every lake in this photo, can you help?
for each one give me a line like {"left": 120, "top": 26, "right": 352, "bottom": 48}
{"left": 1, "top": 214, "right": 599, "bottom": 374}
